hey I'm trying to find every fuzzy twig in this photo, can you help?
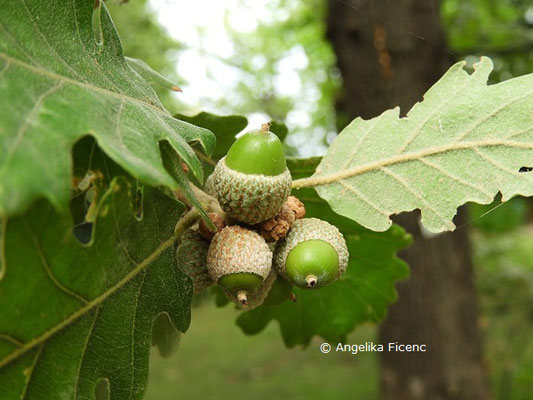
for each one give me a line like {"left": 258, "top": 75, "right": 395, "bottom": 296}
{"left": 174, "top": 208, "right": 201, "bottom": 237}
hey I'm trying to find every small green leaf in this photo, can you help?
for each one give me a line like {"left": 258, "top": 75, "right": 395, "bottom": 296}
{"left": 235, "top": 158, "right": 411, "bottom": 347}
{"left": 287, "top": 156, "right": 322, "bottom": 179}
{"left": 269, "top": 119, "right": 289, "bottom": 142}
{"left": 292, "top": 58, "right": 533, "bottom": 233}
{"left": 0, "top": 0, "right": 215, "bottom": 217}
{"left": 0, "top": 179, "right": 192, "bottom": 399}
{"left": 175, "top": 112, "right": 248, "bottom": 160}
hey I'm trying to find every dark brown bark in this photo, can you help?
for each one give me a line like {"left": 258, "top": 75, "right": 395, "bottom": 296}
{"left": 326, "top": 1, "right": 490, "bottom": 399}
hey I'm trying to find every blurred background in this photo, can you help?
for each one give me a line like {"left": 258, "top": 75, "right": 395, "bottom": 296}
{"left": 107, "top": 0, "right": 533, "bottom": 398}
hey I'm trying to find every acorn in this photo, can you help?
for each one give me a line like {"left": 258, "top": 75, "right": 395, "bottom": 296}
{"left": 225, "top": 269, "right": 278, "bottom": 310}
{"left": 203, "top": 173, "right": 216, "bottom": 197}
{"left": 212, "top": 123, "right": 292, "bottom": 224}
{"left": 175, "top": 229, "right": 212, "bottom": 294}
{"left": 274, "top": 218, "right": 349, "bottom": 289}
{"left": 207, "top": 226, "right": 272, "bottom": 306}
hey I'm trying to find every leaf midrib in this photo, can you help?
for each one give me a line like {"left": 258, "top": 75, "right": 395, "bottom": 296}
{"left": 0, "top": 233, "right": 177, "bottom": 369}
{"left": 292, "top": 139, "right": 533, "bottom": 189}
{"left": 0, "top": 53, "right": 168, "bottom": 116}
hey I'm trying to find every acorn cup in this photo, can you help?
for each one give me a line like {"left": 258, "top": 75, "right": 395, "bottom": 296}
{"left": 207, "top": 226, "right": 272, "bottom": 306}
{"left": 274, "top": 218, "right": 349, "bottom": 289}
{"left": 175, "top": 229, "right": 212, "bottom": 294}
{"left": 212, "top": 123, "right": 292, "bottom": 225}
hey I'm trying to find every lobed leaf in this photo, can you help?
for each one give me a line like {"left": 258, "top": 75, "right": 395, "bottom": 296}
{"left": 0, "top": 0, "right": 215, "bottom": 217}
{"left": 292, "top": 58, "right": 533, "bottom": 233}
{"left": 0, "top": 179, "right": 192, "bottom": 399}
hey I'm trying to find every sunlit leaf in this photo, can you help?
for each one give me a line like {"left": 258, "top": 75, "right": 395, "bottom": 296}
{"left": 292, "top": 58, "right": 533, "bottom": 233}
{"left": 0, "top": 0, "right": 215, "bottom": 216}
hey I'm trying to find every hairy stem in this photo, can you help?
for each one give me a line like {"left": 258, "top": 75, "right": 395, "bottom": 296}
{"left": 173, "top": 208, "right": 201, "bottom": 236}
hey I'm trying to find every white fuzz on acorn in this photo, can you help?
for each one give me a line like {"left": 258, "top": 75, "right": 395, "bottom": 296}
{"left": 212, "top": 159, "right": 292, "bottom": 225}
{"left": 207, "top": 225, "right": 272, "bottom": 283}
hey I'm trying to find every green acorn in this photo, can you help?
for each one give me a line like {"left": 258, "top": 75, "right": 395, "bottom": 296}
{"left": 274, "top": 218, "right": 349, "bottom": 289}
{"left": 224, "top": 269, "right": 279, "bottom": 310}
{"left": 212, "top": 123, "right": 292, "bottom": 224}
{"left": 207, "top": 226, "right": 272, "bottom": 306}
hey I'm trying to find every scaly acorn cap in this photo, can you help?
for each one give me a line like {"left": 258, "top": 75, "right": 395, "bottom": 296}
{"left": 212, "top": 125, "right": 291, "bottom": 225}
{"left": 175, "top": 229, "right": 212, "bottom": 294}
{"left": 207, "top": 226, "right": 272, "bottom": 283}
{"left": 274, "top": 218, "right": 349, "bottom": 287}
{"left": 213, "top": 158, "right": 292, "bottom": 224}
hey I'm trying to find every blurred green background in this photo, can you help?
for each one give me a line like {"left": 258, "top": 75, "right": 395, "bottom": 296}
{"left": 107, "top": 0, "right": 533, "bottom": 398}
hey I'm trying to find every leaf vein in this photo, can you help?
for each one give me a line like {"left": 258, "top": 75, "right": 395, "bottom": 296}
{"left": 380, "top": 166, "right": 455, "bottom": 229}
{"left": 339, "top": 117, "right": 381, "bottom": 171}
{"left": 292, "top": 139, "right": 533, "bottom": 188}
{"left": 507, "top": 126, "right": 533, "bottom": 140}
{"left": 0, "top": 81, "right": 65, "bottom": 179}
{"left": 0, "top": 230, "right": 178, "bottom": 369}
{"left": 398, "top": 72, "right": 466, "bottom": 153}
{"left": 337, "top": 180, "right": 390, "bottom": 216}
{"left": 0, "top": 21, "right": 42, "bottom": 68}
{"left": 70, "top": 0, "right": 125, "bottom": 94}
{"left": 418, "top": 157, "right": 493, "bottom": 200}
{"left": 0, "top": 53, "right": 168, "bottom": 117}
{"left": 454, "top": 91, "right": 532, "bottom": 142}
{"left": 129, "top": 270, "right": 147, "bottom": 399}
{"left": 73, "top": 308, "right": 99, "bottom": 398}
{"left": 20, "top": 344, "right": 43, "bottom": 400}
{"left": 0, "top": 333, "right": 23, "bottom": 347}
{"left": 21, "top": 0, "right": 88, "bottom": 84}
{"left": 24, "top": 218, "right": 89, "bottom": 304}
{"left": 473, "top": 147, "right": 533, "bottom": 181}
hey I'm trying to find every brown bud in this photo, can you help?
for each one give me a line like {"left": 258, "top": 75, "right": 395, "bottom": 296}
{"left": 258, "top": 203, "right": 295, "bottom": 242}
{"left": 198, "top": 212, "right": 226, "bottom": 240}
{"left": 257, "top": 196, "right": 306, "bottom": 242}
{"left": 286, "top": 196, "right": 305, "bottom": 220}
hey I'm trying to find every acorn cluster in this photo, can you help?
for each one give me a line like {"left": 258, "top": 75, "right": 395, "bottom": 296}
{"left": 176, "top": 123, "right": 348, "bottom": 309}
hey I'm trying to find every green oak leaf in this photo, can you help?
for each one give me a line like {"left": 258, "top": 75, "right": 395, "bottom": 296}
{"left": 287, "top": 156, "right": 322, "bottom": 180}
{"left": 236, "top": 158, "right": 411, "bottom": 347}
{"left": 292, "top": 57, "right": 533, "bottom": 233}
{"left": 0, "top": 0, "right": 215, "bottom": 217}
{"left": 268, "top": 120, "right": 289, "bottom": 142}
{"left": 0, "top": 178, "right": 192, "bottom": 399}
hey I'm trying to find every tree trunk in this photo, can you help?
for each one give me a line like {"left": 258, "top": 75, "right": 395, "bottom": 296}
{"left": 326, "top": 1, "right": 491, "bottom": 399}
